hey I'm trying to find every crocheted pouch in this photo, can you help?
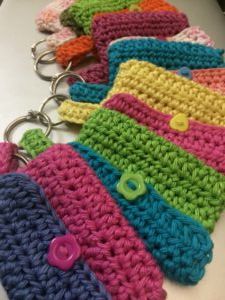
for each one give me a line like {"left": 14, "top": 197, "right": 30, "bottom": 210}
{"left": 0, "top": 173, "right": 110, "bottom": 299}
{"left": 16, "top": 144, "right": 166, "bottom": 299}
{"left": 61, "top": 60, "right": 225, "bottom": 126}
{"left": 77, "top": 108, "right": 225, "bottom": 232}
{"left": 36, "top": 0, "right": 75, "bottom": 32}
{"left": 56, "top": 11, "right": 189, "bottom": 68}
{"left": 0, "top": 141, "right": 213, "bottom": 285}
{"left": 76, "top": 25, "right": 214, "bottom": 84}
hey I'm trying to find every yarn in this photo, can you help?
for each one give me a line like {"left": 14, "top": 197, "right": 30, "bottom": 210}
{"left": 36, "top": 0, "right": 75, "bottom": 32}
{"left": 21, "top": 144, "right": 165, "bottom": 300}
{"left": 0, "top": 142, "right": 18, "bottom": 174}
{"left": 56, "top": 35, "right": 94, "bottom": 67}
{"left": 77, "top": 108, "right": 225, "bottom": 232}
{"left": 178, "top": 67, "right": 225, "bottom": 95}
{"left": 103, "top": 93, "right": 225, "bottom": 174}
{"left": 19, "top": 129, "right": 53, "bottom": 158}
{"left": 71, "top": 141, "right": 213, "bottom": 284}
{"left": 0, "top": 173, "right": 110, "bottom": 300}
{"left": 59, "top": 101, "right": 100, "bottom": 124}
{"left": 57, "top": 11, "right": 189, "bottom": 68}
{"left": 167, "top": 26, "right": 215, "bottom": 47}
{"left": 60, "top": 0, "right": 178, "bottom": 35}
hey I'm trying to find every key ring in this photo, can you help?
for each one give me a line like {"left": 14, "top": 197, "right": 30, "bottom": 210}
{"left": 50, "top": 71, "right": 85, "bottom": 94}
{"left": 14, "top": 152, "right": 31, "bottom": 165}
{"left": 31, "top": 39, "right": 55, "bottom": 63}
{"left": 4, "top": 110, "right": 52, "bottom": 144}
{"left": 34, "top": 50, "right": 72, "bottom": 81}
{"left": 39, "top": 94, "right": 68, "bottom": 126}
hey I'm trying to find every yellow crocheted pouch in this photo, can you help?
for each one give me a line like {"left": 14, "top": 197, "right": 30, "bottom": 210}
{"left": 59, "top": 60, "right": 225, "bottom": 126}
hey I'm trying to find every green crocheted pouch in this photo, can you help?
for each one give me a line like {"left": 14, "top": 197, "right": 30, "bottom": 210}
{"left": 78, "top": 108, "right": 225, "bottom": 232}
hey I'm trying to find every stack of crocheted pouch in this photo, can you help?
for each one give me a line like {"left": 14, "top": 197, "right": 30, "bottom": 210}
{"left": 56, "top": 10, "right": 189, "bottom": 68}
{"left": 60, "top": 0, "right": 178, "bottom": 34}
{"left": 69, "top": 66, "right": 225, "bottom": 106}
{"left": 55, "top": 0, "right": 181, "bottom": 67}
{"left": 77, "top": 108, "right": 225, "bottom": 232}
{"left": 14, "top": 144, "right": 166, "bottom": 299}
{"left": 0, "top": 141, "right": 213, "bottom": 287}
{"left": 72, "top": 25, "right": 214, "bottom": 83}
{"left": 0, "top": 172, "right": 110, "bottom": 299}
{"left": 103, "top": 93, "right": 225, "bottom": 174}
{"left": 67, "top": 38, "right": 224, "bottom": 105}
{"left": 60, "top": 60, "right": 225, "bottom": 125}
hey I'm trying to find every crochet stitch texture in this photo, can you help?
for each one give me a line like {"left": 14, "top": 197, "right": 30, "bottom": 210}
{"left": 21, "top": 144, "right": 165, "bottom": 300}
{"left": 103, "top": 93, "right": 225, "bottom": 174}
{"left": 106, "top": 60, "right": 225, "bottom": 126}
{"left": 71, "top": 142, "right": 213, "bottom": 284}
{"left": 78, "top": 108, "right": 225, "bottom": 232}
{"left": 36, "top": 0, "right": 75, "bottom": 32}
{"left": 19, "top": 128, "right": 53, "bottom": 158}
{"left": 0, "top": 173, "right": 110, "bottom": 300}
{"left": 0, "top": 142, "right": 18, "bottom": 174}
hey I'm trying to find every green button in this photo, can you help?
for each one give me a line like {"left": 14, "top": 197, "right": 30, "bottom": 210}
{"left": 117, "top": 172, "right": 147, "bottom": 201}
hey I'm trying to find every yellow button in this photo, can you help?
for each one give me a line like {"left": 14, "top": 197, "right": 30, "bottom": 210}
{"left": 169, "top": 113, "right": 189, "bottom": 132}
{"left": 129, "top": 4, "right": 142, "bottom": 11}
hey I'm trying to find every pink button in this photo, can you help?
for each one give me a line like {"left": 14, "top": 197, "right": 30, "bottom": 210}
{"left": 47, "top": 234, "right": 81, "bottom": 271}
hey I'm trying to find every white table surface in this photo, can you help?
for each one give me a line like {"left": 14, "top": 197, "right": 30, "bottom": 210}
{"left": 0, "top": 1, "right": 225, "bottom": 299}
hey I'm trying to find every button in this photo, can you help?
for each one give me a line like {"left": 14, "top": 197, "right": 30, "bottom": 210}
{"left": 47, "top": 234, "right": 80, "bottom": 271}
{"left": 129, "top": 4, "right": 142, "bottom": 11}
{"left": 117, "top": 172, "right": 147, "bottom": 200}
{"left": 177, "top": 67, "right": 192, "bottom": 79}
{"left": 169, "top": 113, "right": 189, "bottom": 132}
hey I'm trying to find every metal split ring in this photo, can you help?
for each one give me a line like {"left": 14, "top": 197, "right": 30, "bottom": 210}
{"left": 31, "top": 39, "right": 55, "bottom": 64}
{"left": 50, "top": 71, "right": 85, "bottom": 94}
{"left": 34, "top": 50, "right": 72, "bottom": 81}
{"left": 4, "top": 110, "right": 52, "bottom": 144}
{"left": 39, "top": 94, "right": 68, "bottom": 126}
